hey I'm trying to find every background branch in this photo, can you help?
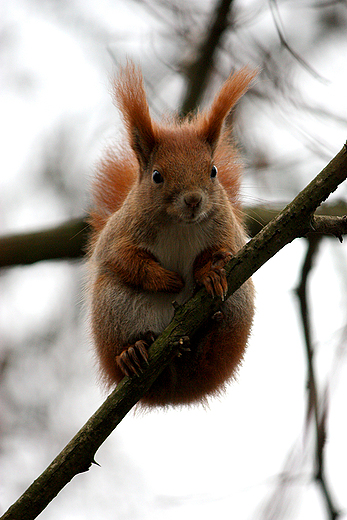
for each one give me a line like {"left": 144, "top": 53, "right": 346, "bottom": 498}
{"left": 0, "top": 218, "right": 88, "bottom": 268}
{"left": 295, "top": 236, "right": 340, "bottom": 519}
{"left": 1, "top": 206, "right": 346, "bottom": 269}
{"left": 1, "top": 143, "right": 346, "bottom": 520}
{"left": 180, "top": 0, "right": 235, "bottom": 116}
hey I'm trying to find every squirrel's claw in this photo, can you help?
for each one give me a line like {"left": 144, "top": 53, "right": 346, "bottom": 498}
{"left": 202, "top": 250, "right": 232, "bottom": 300}
{"left": 117, "top": 338, "right": 150, "bottom": 377}
{"left": 202, "top": 268, "right": 228, "bottom": 300}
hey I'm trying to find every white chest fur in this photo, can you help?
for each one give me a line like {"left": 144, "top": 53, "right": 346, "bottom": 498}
{"left": 116, "top": 221, "right": 214, "bottom": 341}
{"left": 151, "top": 221, "right": 212, "bottom": 278}
{"left": 150, "top": 221, "right": 212, "bottom": 300}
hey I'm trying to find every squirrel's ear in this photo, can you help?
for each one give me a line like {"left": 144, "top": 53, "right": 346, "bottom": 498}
{"left": 197, "top": 68, "right": 257, "bottom": 150}
{"left": 114, "top": 61, "right": 156, "bottom": 169}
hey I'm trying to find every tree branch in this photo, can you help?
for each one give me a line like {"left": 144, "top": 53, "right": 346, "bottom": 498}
{"left": 1, "top": 143, "right": 347, "bottom": 520}
{"left": 309, "top": 214, "right": 347, "bottom": 242}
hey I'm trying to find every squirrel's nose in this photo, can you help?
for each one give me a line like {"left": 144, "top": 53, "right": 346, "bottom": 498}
{"left": 184, "top": 192, "right": 202, "bottom": 208}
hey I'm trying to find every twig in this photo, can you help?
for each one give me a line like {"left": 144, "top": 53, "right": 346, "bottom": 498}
{"left": 309, "top": 215, "right": 347, "bottom": 242}
{"left": 1, "top": 143, "right": 347, "bottom": 520}
{"left": 269, "top": 0, "right": 329, "bottom": 83}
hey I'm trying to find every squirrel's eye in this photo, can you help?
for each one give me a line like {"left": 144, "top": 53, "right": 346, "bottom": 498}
{"left": 152, "top": 170, "right": 164, "bottom": 184}
{"left": 211, "top": 165, "right": 218, "bottom": 178}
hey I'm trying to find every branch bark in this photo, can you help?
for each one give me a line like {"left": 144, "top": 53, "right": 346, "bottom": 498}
{"left": 1, "top": 143, "right": 347, "bottom": 520}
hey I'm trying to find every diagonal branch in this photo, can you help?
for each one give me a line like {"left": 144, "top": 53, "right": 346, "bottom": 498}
{"left": 222, "top": 144, "right": 347, "bottom": 298}
{"left": 1, "top": 143, "right": 347, "bottom": 520}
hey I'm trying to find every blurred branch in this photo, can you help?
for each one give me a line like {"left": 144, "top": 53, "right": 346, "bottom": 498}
{"left": 295, "top": 236, "right": 341, "bottom": 519}
{"left": 0, "top": 218, "right": 90, "bottom": 268}
{"left": 1, "top": 144, "right": 347, "bottom": 520}
{"left": 180, "top": 0, "right": 235, "bottom": 116}
{"left": 1, "top": 205, "right": 347, "bottom": 269}
{"left": 269, "top": 0, "right": 328, "bottom": 83}
{"left": 295, "top": 236, "right": 322, "bottom": 437}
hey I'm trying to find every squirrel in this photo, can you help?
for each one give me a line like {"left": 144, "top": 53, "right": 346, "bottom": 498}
{"left": 87, "top": 61, "right": 256, "bottom": 407}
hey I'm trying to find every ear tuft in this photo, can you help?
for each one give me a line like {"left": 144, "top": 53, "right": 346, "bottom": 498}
{"left": 113, "top": 61, "right": 156, "bottom": 169}
{"left": 197, "top": 68, "right": 258, "bottom": 150}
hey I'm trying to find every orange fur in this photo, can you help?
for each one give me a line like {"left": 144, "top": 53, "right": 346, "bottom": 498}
{"left": 105, "top": 241, "right": 184, "bottom": 293}
{"left": 87, "top": 62, "right": 256, "bottom": 407}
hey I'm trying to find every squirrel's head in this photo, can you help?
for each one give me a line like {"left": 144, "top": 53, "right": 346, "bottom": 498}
{"left": 113, "top": 61, "right": 256, "bottom": 224}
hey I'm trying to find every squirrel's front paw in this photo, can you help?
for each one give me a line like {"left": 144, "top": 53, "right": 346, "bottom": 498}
{"left": 202, "top": 250, "right": 232, "bottom": 301}
{"left": 117, "top": 332, "right": 155, "bottom": 377}
{"left": 211, "top": 250, "right": 233, "bottom": 269}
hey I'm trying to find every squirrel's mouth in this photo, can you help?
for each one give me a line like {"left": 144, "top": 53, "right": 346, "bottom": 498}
{"left": 180, "top": 209, "right": 208, "bottom": 224}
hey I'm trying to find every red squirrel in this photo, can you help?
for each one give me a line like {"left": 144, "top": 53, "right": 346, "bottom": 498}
{"left": 87, "top": 62, "right": 255, "bottom": 407}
